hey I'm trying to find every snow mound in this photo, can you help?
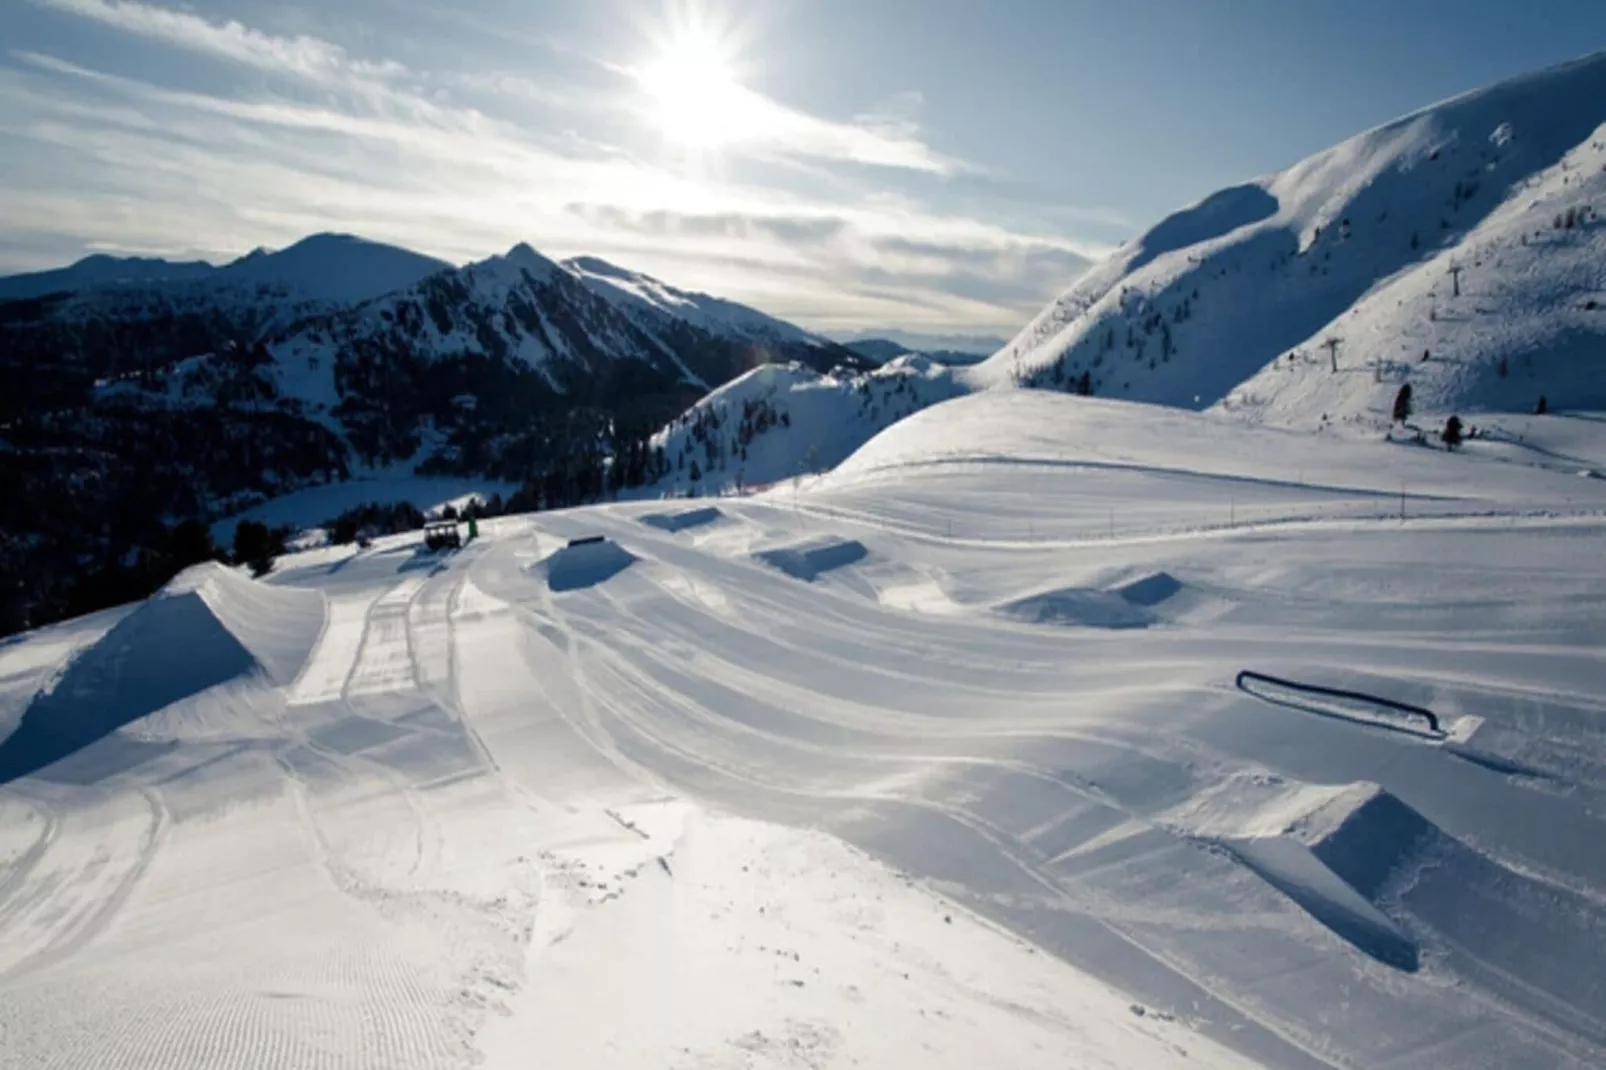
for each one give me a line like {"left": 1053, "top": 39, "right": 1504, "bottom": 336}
{"left": 755, "top": 538, "right": 869, "bottom": 582}
{"left": 536, "top": 539, "right": 639, "bottom": 592}
{"left": 998, "top": 588, "right": 1154, "bottom": 630}
{"left": 1170, "top": 770, "right": 1606, "bottom": 1002}
{"left": 639, "top": 506, "right": 723, "bottom": 533}
{"left": 0, "top": 564, "right": 322, "bottom": 783}
{"left": 1170, "top": 777, "right": 1424, "bottom": 969}
{"left": 1113, "top": 571, "right": 1186, "bottom": 607}
{"left": 999, "top": 573, "right": 1189, "bottom": 630}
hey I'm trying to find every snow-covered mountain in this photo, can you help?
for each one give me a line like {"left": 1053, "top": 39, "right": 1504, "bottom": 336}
{"left": 648, "top": 356, "right": 965, "bottom": 495}
{"left": 563, "top": 256, "right": 834, "bottom": 351}
{"left": 633, "top": 52, "right": 1606, "bottom": 496}
{"left": 0, "top": 252, "right": 217, "bottom": 301}
{"left": 0, "top": 234, "right": 869, "bottom": 632}
{"left": 252, "top": 243, "right": 867, "bottom": 468}
{"left": 972, "top": 50, "right": 1606, "bottom": 432}
{"left": 211, "top": 233, "right": 453, "bottom": 305}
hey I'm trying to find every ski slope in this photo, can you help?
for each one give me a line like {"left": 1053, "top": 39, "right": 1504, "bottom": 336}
{"left": 973, "top": 49, "right": 1606, "bottom": 431}
{"left": 3, "top": 391, "right": 1606, "bottom": 1069}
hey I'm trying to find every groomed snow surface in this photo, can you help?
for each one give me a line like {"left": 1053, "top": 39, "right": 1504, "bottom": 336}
{"left": 3, "top": 391, "right": 1606, "bottom": 1069}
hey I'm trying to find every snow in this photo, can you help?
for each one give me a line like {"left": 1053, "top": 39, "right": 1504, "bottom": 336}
{"left": 4, "top": 385, "right": 1606, "bottom": 1067}
{"left": 972, "top": 48, "right": 1606, "bottom": 431}
{"left": 212, "top": 233, "right": 452, "bottom": 304}
{"left": 647, "top": 356, "right": 965, "bottom": 496}
{"left": 564, "top": 255, "right": 829, "bottom": 348}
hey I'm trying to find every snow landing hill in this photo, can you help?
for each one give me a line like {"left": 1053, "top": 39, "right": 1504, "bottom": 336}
{"left": 2, "top": 380, "right": 1605, "bottom": 1068}
{"left": 655, "top": 50, "right": 1606, "bottom": 495}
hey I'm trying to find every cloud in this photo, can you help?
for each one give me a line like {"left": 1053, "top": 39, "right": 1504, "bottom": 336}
{"left": 1, "top": 2, "right": 1115, "bottom": 333}
{"left": 32, "top": 0, "right": 405, "bottom": 85}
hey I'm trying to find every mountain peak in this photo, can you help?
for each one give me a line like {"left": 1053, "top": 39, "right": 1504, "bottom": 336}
{"left": 214, "top": 233, "right": 452, "bottom": 303}
{"left": 975, "top": 47, "right": 1606, "bottom": 428}
{"left": 505, "top": 242, "right": 559, "bottom": 271}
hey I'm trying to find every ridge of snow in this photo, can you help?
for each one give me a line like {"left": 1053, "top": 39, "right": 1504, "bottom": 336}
{"left": 562, "top": 254, "right": 828, "bottom": 347}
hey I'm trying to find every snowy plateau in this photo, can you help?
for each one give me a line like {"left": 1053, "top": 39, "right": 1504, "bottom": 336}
{"left": 2, "top": 49, "right": 1606, "bottom": 1070}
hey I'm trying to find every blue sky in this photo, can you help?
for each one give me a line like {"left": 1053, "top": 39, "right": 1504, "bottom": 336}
{"left": 2, "top": 0, "right": 1602, "bottom": 334}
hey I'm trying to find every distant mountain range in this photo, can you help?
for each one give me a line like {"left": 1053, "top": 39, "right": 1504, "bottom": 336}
{"left": 0, "top": 233, "right": 866, "bottom": 632}
{"left": 828, "top": 329, "right": 1007, "bottom": 357}
{"left": 0, "top": 234, "right": 452, "bottom": 304}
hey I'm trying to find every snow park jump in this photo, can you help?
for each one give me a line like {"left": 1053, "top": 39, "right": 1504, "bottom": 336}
{"left": 4, "top": 28, "right": 1606, "bottom": 1070}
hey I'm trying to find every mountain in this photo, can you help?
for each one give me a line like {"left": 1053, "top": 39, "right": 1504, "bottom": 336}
{"left": 829, "top": 329, "right": 1009, "bottom": 356}
{"left": 634, "top": 51, "right": 1606, "bottom": 498}
{"left": 647, "top": 356, "right": 964, "bottom": 495}
{"left": 211, "top": 233, "right": 453, "bottom": 304}
{"left": 842, "top": 338, "right": 911, "bottom": 364}
{"left": 251, "top": 243, "right": 868, "bottom": 472}
{"left": 563, "top": 256, "right": 833, "bottom": 352}
{"left": 0, "top": 234, "right": 449, "bottom": 307}
{"left": 0, "top": 236, "right": 867, "bottom": 634}
{"left": 843, "top": 337, "right": 991, "bottom": 367}
{"left": 0, "top": 253, "right": 217, "bottom": 301}
{"left": 973, "top": 50, "right": 1606, "bottom": 432}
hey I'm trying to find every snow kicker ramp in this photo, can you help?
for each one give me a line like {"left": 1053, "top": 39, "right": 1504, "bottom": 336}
{"left": 638, "top": 506, "right": 723, "bottom": 533}
{"left": 754, "top": 537, "right": 868, "bottom": 581}
{"left": 0, "top": 564, "right": 322, "bottom": 783}
{"left": 535, "top": 539, "right": 639, "bottom": 592}
{"left": 999, "top": 572, "right": 1190, "bottom": 630}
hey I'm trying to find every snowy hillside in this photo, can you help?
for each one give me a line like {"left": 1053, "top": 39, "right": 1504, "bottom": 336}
{"left": 975, "top": 49, "right": 1606, "bottom": 431}
{"left": 646, "top": 356, "right": 965, "bottom": 495}
{"left": 3, "top": 387, "right": 1605, "bottom": 1068}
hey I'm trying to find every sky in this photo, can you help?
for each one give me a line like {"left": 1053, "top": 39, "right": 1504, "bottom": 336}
{"left": 2, "top": 1, "right": 1603, "bottom": 336}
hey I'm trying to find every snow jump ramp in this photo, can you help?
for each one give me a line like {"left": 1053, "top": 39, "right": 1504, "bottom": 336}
{"left": 0, "top": 564, "right": 323, "bottom": 784}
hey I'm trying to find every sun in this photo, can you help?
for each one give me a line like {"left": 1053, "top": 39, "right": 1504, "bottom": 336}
{"left": 635, "top": 21, "right": 754, "bottom": 150}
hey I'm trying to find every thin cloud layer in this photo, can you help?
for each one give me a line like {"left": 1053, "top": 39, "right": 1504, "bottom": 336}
{"left": 3, "top": 0, "right": 1111, "bottom": 332}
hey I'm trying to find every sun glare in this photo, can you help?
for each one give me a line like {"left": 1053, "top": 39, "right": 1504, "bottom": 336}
{"left": 636, "top": 22, "right": 752, "bottom": 150}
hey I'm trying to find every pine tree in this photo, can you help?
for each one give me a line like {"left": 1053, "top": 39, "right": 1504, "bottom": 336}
{"left": 168, "top": 518, "right": 220, "bottom": 569}
{"left": 1392, "top": 383, "right": 1413, "bottom": 424}
{"left": 1441, "top": 415, "right": 1464, "bottom": 451}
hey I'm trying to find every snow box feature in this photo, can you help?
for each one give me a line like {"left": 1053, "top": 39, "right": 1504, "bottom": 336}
{"left": 536, "top": 538, "right": 639, "bottom": 592}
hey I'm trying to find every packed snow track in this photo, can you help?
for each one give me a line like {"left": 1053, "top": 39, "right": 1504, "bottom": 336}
{"left": 3, "top": 393, "right": 1606, "bottom": 1069}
